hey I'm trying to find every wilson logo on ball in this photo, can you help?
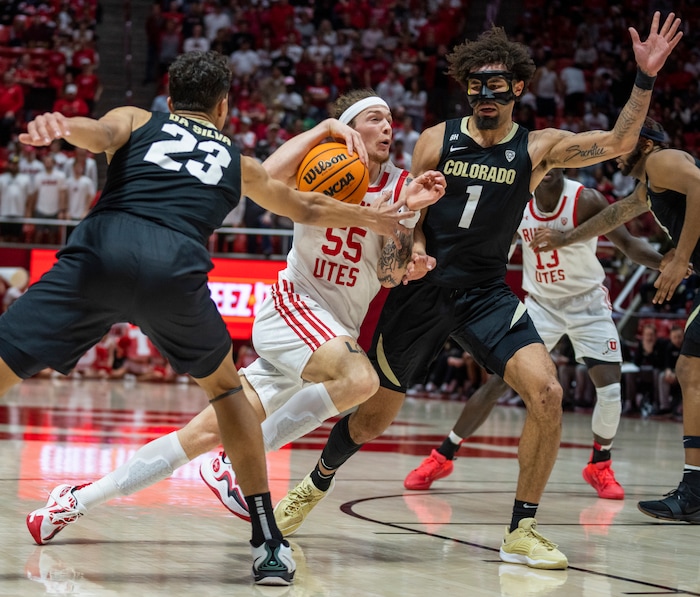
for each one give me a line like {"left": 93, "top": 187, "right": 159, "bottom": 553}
{"left": 296, "top": 141, "right": 369, "bottom": 204}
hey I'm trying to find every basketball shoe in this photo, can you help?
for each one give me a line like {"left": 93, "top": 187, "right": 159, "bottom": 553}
{"left": 26, "top": 484, "right": 89, "bottom": 545}
{"left": 199, "top": 451, "right": 250, "bottom": 521}
{"left": 251, "top": 538, "right": 296, "bottom": 586}
{"left": 274, "top": 473, "right": 334, "bottom": 536}
{"left": 404, "top": 449, "right": 454, "bottom": 490}
{"left": 637, "top": 481, "right": 700, "bottom": 522}
{"left": 582, "top": 459, "right": 625, "bottom": 500}
{"left": 499, "top": 518, "right": 568, "bottom": 570}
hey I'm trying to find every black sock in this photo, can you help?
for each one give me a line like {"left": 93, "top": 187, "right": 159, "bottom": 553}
{"left": 308, "top": 414, "right": 363, "bottom": 491}
{"left": 510, "top": 499, "right": 538, "bottom": 532}
{"left": 682, "top": 468, "right": 700, "bottom": 494}
{"left": 437, "top": 436, "right": 460, "bottom": 460}
{"left": 591, "top": 442, "right": 612, "bottom": 464}
{"left": 310, "top": 465, "right": 336, "bottom": 492}
{"left": 245, "top": 492, "right": 282, "bottom": 546}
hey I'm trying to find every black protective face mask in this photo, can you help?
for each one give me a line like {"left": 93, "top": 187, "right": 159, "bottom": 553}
{"left": 466, "top": 71, "right": 516, "bottom": 108}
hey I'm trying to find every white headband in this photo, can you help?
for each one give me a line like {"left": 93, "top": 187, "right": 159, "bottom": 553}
{"left": 338, "top": 97, "right": 390, "bottom": 125}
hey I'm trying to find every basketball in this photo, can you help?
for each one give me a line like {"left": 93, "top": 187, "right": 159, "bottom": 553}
{"left": 296, "top": 141, "right": 369, "bottom": 205}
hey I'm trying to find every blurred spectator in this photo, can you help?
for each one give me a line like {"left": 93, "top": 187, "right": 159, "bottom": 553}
{"left": 232, "top": 116, "right": 257, "bottom": 152}
{"left": 402, "top": 78, "right": 428, "bottom": 132}
{"left": 47, "top": 139, "right": 69, "bottom": 171}
{"left": 559, "top": 60, "right": 587, "bottom": 118}
{"left": 28, "top": 153, "right": 67, "bottom": 244}
{"left": 65, "top": 159, "right": 95, "bottom": 222}
{"left": 393, "top": 115, "right": 420, "bottom": 156}
{"left": 390, "top": 138, "right": 411, "bottom": 171}
{"left": 376, "top": 68, "right": 405, "bottom": 111}
{"left": 158, "top": 18, "right": 182, "bottom": 81}
{"left": 2, "top": 267, "right": 28, "bottom": 312}
{"left": 203, "top": 2, "right": 231, "bottom": 43}
{"left": 229, "top": 37, "right": 261, "bottom": 79}
{"left": 182, "top": 22, "right": 209, "bottom": 53}
{"left": 64, "top": 147, "right": 98, "bottom": 190}
{"left": 611, "top": 170, "right": 636, "bottom": 200}
{"left": 255, "top": 122, "right": 285, "bottom": 162}
{"left": 582, "top": 103, "right": 609, "bottom": 131}
{"left": 273, "top": 76, "right": 303, "bottom": 129}
{"left": 573, "top": 33, "right": 598, "bottom": 69}
{"left": 74, "top": 61, "right": 102, "bottom": 115}
{"left": 530, "top": 55, "right": 561, "bottom": 121}
{"left": 0, "top": 154, "right": 32, "bottom": 242}
{"left": 143, "top": 3, "right": 163, "bottom": 84}
{"left": 53, "top": 83, "right": 89, "bottom": 118}
{"left": 657, "top": 324, "right": 684, "bottom": 416}
{"left": 623, "top": 323, "right": 667, "bottom": 415}
{"left": 0, "top": 70, "right": 24, "bottom": 147}
{"left": 18, "top": 145, "right": 45, "bottom": 182}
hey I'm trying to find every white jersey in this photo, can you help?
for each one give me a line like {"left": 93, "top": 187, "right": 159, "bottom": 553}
{"left": 518, "top": 178, "right": 605, "bottom": 299}
{"left": 0, "top": 172, "right": 33, "bottom": 217}
{"left": 280, "top": 160, "right": 409, "bottom": 339}
{"left": 33, "top": 169, "right": 67, "bottom": 216}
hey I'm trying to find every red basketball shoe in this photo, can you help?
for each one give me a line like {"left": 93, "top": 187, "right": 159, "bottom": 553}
{"left": 582, "top": 459, "right": 625, "bottom": 500}
{"left": 404, "top": 449, "right": 454, "bottom": 490}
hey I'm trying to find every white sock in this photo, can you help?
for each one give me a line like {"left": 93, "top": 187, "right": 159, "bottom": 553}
{"left": 74, "top": 431, "right": 189, "bottom": 510}
{"left": 448, "top": 430, "right": 463, "bottom": 446}
{"left": 262, "top": 383, "right": 339, "bottom": 452}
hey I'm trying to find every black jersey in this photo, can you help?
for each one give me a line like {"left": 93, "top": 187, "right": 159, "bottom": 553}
{"left": 645, "top": 157, "right": 700, "bottom": 270}
{"left": 422, "top": 117, "right": 532, "bottom": 288}
{"left": 91, "top": 111, "right": 242, "bottom": 245}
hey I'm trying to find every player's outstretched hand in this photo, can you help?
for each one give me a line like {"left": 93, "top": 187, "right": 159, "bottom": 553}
{"left": 19, "top": 112, "right": 72, "bottom": 147}
{"left": 405, "top": 171, "right": 446, "bottom": 211}
{"left": 654, "top": 248, "right": 693, "bottom": 304}
{"left": 629, "top": 11, "right": 682, "bottom": 77}
{"left": 402, "top": 252, "right": 436, "bottom": 284}
{"left": 529, "top": 227, "right": 568, "bottom": 252}
{"left": 368, "top": 190, "right": 412, "bottom": 248}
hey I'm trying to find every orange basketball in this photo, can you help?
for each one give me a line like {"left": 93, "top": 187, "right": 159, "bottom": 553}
{"left": 296, "top": 141, "right": 369, "bottom": 205}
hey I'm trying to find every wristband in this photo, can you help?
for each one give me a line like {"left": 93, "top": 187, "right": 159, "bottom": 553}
{"left": 634, "top": 68, "right": 656, "bottom": 91}
{"left": 399, "top": 208, "right": 420, "bottom": 229}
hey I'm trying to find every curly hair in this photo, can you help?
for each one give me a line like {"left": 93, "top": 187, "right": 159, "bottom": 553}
{"left": 447, "top": 27, "right": 536, "bottom": 89}
{"left": 332, "top": 89, "right": 381, "bottom": 123}
{"left": 168, "top": 51, "right": 232, "bottom": 113}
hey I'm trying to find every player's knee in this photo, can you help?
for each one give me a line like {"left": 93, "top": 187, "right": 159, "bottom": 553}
{"left": 592, "top": 383, "right": 621, "bottom": 440}
{"left": 336, "top": 361, "right": 379, "bottom": 411}
{"left": 524, "top": 378, "right": 563, "bottom": 422}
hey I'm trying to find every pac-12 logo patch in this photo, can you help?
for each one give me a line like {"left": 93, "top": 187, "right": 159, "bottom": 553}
{"left": 505, "top": 150, "right": 515, "bottom": 162}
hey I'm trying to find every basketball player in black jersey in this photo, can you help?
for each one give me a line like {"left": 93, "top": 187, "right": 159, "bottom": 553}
{"left": 533, "top": 117, "right": 700, "bottom": 524}
{"left": 274, "top": 13, "right": 682, "bottom": 569}
{"left": 0, "top": 51, "right": 414, "bottom": 586}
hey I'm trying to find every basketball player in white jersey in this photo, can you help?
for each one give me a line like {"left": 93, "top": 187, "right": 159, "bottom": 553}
{"left": 26, "top": 91, "right": 446, "bottom": 542}
{"left": 403, "top": 168, "right": 664, "bottom": 499}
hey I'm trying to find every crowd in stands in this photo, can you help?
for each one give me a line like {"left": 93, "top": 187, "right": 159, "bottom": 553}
{"left": 0, "top": 0, "right": 699, "bottom": 407}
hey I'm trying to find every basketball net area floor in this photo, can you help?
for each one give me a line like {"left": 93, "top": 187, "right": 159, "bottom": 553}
{"left": 0, "top": 378, "right": 697, "bottom": 597}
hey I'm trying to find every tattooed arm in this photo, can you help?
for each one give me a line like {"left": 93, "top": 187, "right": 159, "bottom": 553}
{"left": 527, "top": 12, "right": 681, "bottom": 189}
{"left": 377, "top": 227, "right": 414, "bottom": 287}
{"left": 530, "top": 183, "right": 650, "bottom": 252}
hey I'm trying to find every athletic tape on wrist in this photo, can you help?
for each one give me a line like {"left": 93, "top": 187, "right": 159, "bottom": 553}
{"left": 634, "top": 68, "right": 656, "bottom": 91}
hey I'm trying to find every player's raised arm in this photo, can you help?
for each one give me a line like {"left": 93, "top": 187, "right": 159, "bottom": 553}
{"left": 531, "top": 12, "right": 681, "bottom": 172}
{"left": 19, "top": 108, "right": 149, "bottom": 161}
